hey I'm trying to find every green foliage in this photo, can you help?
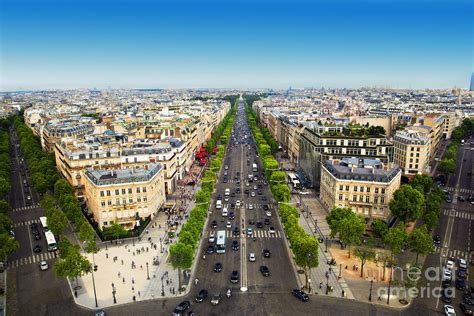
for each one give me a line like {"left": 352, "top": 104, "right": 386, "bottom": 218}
{"left": 48, "top": 207, "right": 68, "bottom": 239}
{"left": 423, "top": 210, "right": 439, "bottom": 229}
{"left": 0, "top": 177, "right": 11, "bottom": 199}
{"left": 326, "top": 207, "right": 365, "bottom": 257}
{"left": 326, "top": 207, "right": 354, "bottom": 238}
{"left": 389, "top": 185, "right": 424, "bottom": 222}
{"left": 169, "top": 242, "right": 194, "bottom": 270}
{"left": 270, "top": 171, "right": 286, "bottom": 184}
{"left": 293, "top": 235, "right": 319, "bottom": 268}
{"left": 371, "top": 219, "right": 389, "bottom": 239}
{"left": 0, "top": 199, "right": 10, "bottom": 214}
{"left": 366, "top": 125, "right": 386, "bottom": 136}
{"left": 438, "top": 158, "right": 456, "bottom": 174}
{"left": 354, "top": 238, "right": 376, "bottom": 277}
{"left": 411, "top": 174, "right": 432, "bottom": 194}
{"left": 383, "top": 222, "right": 408, "bottom": 257}
{"left": 55, "top": 237, "right": 92, "bottom": 280}
{"left": 271, "top": 184, "right": 290, "bottom": 202}
{"left": 259, "top": 144, "right": 271, "bottom": 158}
{"left": 408, "top": 225, "right": 433, "bottom": 264}
{"left": 103, "top": 223, "right": 127, "bottom": 240}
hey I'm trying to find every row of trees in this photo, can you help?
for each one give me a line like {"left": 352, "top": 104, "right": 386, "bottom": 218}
{"left": 244, "top": 97, "right": 318, "bottom": 278}
{"left": 439, "top": 118, "right": 474, "bottom": 174}
{"left": 0, "top": 119, "right": 20, "bottom": 263}
{"left": 169, "top": 100, "right": 237, "bottom": 289}
{"left": 205, "top": 97, "right": 238, "bottom": 153}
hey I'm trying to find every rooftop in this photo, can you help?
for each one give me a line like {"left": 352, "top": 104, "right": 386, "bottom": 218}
{"left": 323, "top": 158, "right": 400, "bottom": 183}
{"left": 85, "top": 163, "right": 162, "bottom": 186}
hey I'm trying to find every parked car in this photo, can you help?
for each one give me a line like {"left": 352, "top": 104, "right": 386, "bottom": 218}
{"left": 195, "top": 289, "right": 208, "bottom": 303}
{"left": 292, "top": 289, "right": 309, "bottom": 302}
{"left": 172, "top": 301, "right": 190, "bottom": 316}
{"left": 230, "top": 270, "right": 239, "bottom": 283}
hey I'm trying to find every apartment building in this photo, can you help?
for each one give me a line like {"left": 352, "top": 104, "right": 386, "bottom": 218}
{"left": 84, "top": 163, "right": 166, "bottom": 230}
{"left": 393, "top": 130, "right": 430, "bottom": 177}
{"left": 417, "top": 114, "right": 444, "bottom": 159}
{"left": 320, "top": 158, "right": 401, "bottom": 223}
{"left": 298, "top": 127, "right": 394, "bottom": 189}
{"left": 43, "top": 119, "right": 95, "bottom": 151}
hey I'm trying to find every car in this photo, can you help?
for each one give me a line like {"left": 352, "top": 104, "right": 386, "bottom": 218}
{"left": 249, "top": 253, "right": 256, "bottom": 262}
{"left": 269, "top": 227, "right": 276, "bottom": 234}
{"left": 209, "top": 233, "right": 215, "bottom": 243}
{"left": 459, "top": 258, "right": 468, "bottom": 269}
{"left": 456, "top": 278, "right": 466, "bottom": 290}
{"left": 460, "top": 303, "right": 473, "bottom": 315}
{"left": 224, "top": 196, "right": 229, "bottom": 202}
{"left": 211, "top": 220, "right": 217, "bottom": 228}
{"left": 442, "top": 280, "right": 452, "bottom": 288}
{"left": 446, "top": 196, "right": 452, "bottom": 203}
{"left": 263, "top": 249, "right": 270, "bottom": 258}
{"left": 39, "top": 260, "right": 48, "bottom": 271}
{"left": 30, "top": 223, "right": 38, "bottom": 234}
{"left": 263, "top": 204, "right": 269, "bottom": 210}
{"left": 214, "top": 262, "right": 223, "bottom": 272}
{"left": 446, "top": 258, "right": 455, "bottom": 270}
{"left": 34, "top": 233, "right": 41, "bottom": 240}
{"left": 266, "top": 211, "right": 272, "bottom": 217}
{"left": 247, "top": 227, "right": 253, "bottom": 236}
{"left": 226, "top": 221, "right": 231, "bottom": 229}
{"left": 23, "top": 188, "right": 29, "bottom": 193}
{"left": 211, "top": 294, "right": 222, "bottom": 306}
{"left": 253, "top": 185, "right": 257, "bottom": 190}
{"left": 232, "top": 240, "right": 239, "bottom": 251}
{"left": 228, "top": 212, "right": 235, "bottom": 220}
{"left": 256, "top": 222, "right": 263, "bottom": 228}
{"left": 443, "top": 269, "right": 452, "bottom": 281}
{"left": 444, "top": 305, "right": 456, "bottom": 316}
{"left": 260, "top": 265, "right": 270, "bottom": 276}
{"left": 172, "top": 301, "right": 191, "bottom": 316}
{"left": 223, "top": 178, "right": 228, "bottom": 183}
{"left": 224, "top": 171, "right": 228, "bottom": 176}
{"left": 248, "top": 219, "right": 255, "bottom": 225}
{"left": 458, "top": 196, "right": 465, "bottom": 202}
{"left": 442, "top": 288, "right": 454, "bottom": 303}
{"left": 258, "top": 190, "right": 263, "bottom": 195}
{"left": 217, "top": 194, "right": 222, "bottom": 200}
{"left": 292, "top": 289, "right": 309, "bottom": 302}
{"left": 195, "top": 289, "right": 208, "bottom": 303}
{"left": 246, "top": 182, "right": 250, "bottom": 187}
{"left": 264, "top": 218, "right": 270, "bottom": 225}
{"left": 236, "top": 188, "right": 241, "bottom": 193}
{"left": 206, "top": 245, "right": 215, "bottom": 254}
{"left": 230, "top": 270, "right": 239, "bottom": 283}
{"left": 433, "top": 235, "right": 441, "bottom": 245}
{"left": 251, "top": 191, "right": 256, "bottom": 197}
{"left": 33, "top": 245, "right": 42, "bottom": 253}
{"left": 458, "top": 269, "right": 467, "bottom": 279}
{"left": 236, "top": 200, "right": 241, "bottom": 207}
{"left": 248, "top": 203, "right": 254, "bottom": 210}
{"left": 233, "top": 227, "right": 240, "bottom": 236}
{"left": 465, "top": 297, "right": 474, "bottom": 306}
{"left": 261, "top": 196, "right": 267, "bottom": 201}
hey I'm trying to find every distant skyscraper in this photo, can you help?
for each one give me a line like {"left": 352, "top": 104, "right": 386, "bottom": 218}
{"left": 470, "top": 73, "right": 474, "bottom": 91}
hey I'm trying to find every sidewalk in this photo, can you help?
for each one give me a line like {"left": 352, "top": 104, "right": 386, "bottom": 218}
{"left": 0, "top": 270, "right": 5, "bottom": 316}
{"left": 72, "top": 164, "right": 205, "bottom": 310}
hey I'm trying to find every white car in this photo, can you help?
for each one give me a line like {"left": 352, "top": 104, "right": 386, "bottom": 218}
{"left": 236, "top": 200, "right": 241, "bottom": 207}
{"left": 269, "top": 226, "right": 276, "bottom": 234}
{"left": 251, "top": 191, "right": 256, "bottom": 197}
{"left": 248, "top": 253, "right": 256, "bottom": 262}
{"left": 459, "top": 258, "right": 467, "bottom": 269}
{"left": 444, "top": 305, "right": 455, "bottom": 316}
{"left": 224, "top": 196, "right": 229, "bottom": 202}
{"left": 248, "top": 204, "right": 254, "bottom": 210}
{"left": 446, "top": 258, "right": 455, "bottom": 270}
{"left": 266, "top": 211, "right": 272, "bottom": 217}
{"left": 209, "top": 233, "right": 215, "bottom": 243}
{"left": 253, "top": 185, "right": 257, "bottom": 190}
{"left": 442, "top": 269, "right": 452, "bottom": 281}
{"left": 226, "top": 221, "right": 231, "bottom": 229}
{"left": 39, "top": 261, "right": 48, "bottom": 271}
{"left": 246, "top": 182, "right": 250, "bottom": 187}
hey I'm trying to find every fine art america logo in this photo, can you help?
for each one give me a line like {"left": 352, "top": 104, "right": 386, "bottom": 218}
{"left": 376, "top": 265, "right": 461, "bottom": 300}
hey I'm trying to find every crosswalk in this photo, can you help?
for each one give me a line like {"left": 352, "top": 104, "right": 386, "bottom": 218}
{"left": 224, "top": 179, "right": 267, "bottom": 184}
{"left": 432, "top": 246, "right": 470, "bottom": 260}
{"left": 13, "top": 218, "right": 40, "bottom": 228}
{"left": 8, "top": 251, "right": 57, "bottom": 269}
{"left": 207, "top": 229, "right": 282, "bottom": 239}
{"left": 444, "top": 186, "right": 473, "bottom": 195}
{"left": 11, "top": 204, "right": 40, "bottom": 212}
{"left": 442, "top": 209, "right": 473, "bottom": 220}
{"left": 221, "top": 203, "right": 275, "bottom": 210}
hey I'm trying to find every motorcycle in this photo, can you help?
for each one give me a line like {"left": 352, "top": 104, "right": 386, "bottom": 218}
{"left": 226, "top": 288, "right": 232, "bottom": 298}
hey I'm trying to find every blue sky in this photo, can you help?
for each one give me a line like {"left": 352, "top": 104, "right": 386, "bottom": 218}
{"left": 1, "top": 0, "right": 472, "bottom": 90}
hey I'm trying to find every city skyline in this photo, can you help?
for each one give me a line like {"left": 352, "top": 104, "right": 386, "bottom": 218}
{"left": 1, "top": 0, "right": 473, "bottom": 91}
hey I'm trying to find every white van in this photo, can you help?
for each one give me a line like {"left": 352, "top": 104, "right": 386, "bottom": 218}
{"left": 222, "top": 207, "right": 228, "bottom": 217}
{"left": 225, "top": 188, "right": 230, "bottom": 196}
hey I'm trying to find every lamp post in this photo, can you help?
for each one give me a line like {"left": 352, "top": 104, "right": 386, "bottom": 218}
{"left": 325, "top": 271, "right": 330, "bottom": 295}
{"left": 369, "top": 279, "right": 373, "bottom": 301}
{"left": 161, "top": 274, "right": 165, "bottom": 296}
{"left": 339, "top": 263, "right": 342, "bottom": 278}
{"left": 160, "top": 237, "right": 163, "bottom": 253}
{"left": 325, "top": 238, "right": 328, "bottom": 253}
{"left": 91, "top": 252, "right": 98, "bottom": 307}
{"left": 306, "top": 253, "right": 313, "bottom": 292}
{"left": 111, "top": 283, "right": 117, "bottom": 304}
{"left": 146, "top": 262, "right": 150, "bottom": 280}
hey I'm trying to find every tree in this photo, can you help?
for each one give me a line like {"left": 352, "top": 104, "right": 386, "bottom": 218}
{"left": 367, "top": 125, "right": 386, "bottom": 136}
{"left": 338, "top": 214, "right": 365, "bottom": 258}
{"left": 269, "top": 171, "right": 286, "bottom": 184}
{"left": 411, "top": 174, "right": 432, "bottom": 194}
{"left": 259, "top": 144, "right": 271, "bottom": 158}
{"left": 54, "top": 179, "right": 73, "bottom": 200}
{"left": 423, "top": 210, "right": 439, "bottom": 229}
{"left": 354, "top": 238, "right": 376, "bottom": 277}
{"left": 0, "top": 233, "right": 20, "bottom": 261}
{"left": 79, "top": 221, "right": 96, "bottom": 242}
{"left": 292, "top": 235, "right": 319, "bottom": 289}
{"left": 0, "top": 177, "right": 11, "bottom": 198}
{"left": 389, "top": 185, "right": 424, "bottom": 222}
{"left": 55, "top": 241, "right": 92, "bottom": 286}
{"left": 48, "top": 207, "right": 68, "bottom": 239}
{"left": 438, "top": 158, "right": 456, "bottom": 174}
{"left": 271, "top": 184, "right": 290, "bottom": 202}
{"left": 384, "top": 222, "right": 408, "bottom": 259}
{"left": 0, "top": 199, "right": 10, "bottom": 214}
{"left": 105, "top": 223, "right": 127, "bottom": 241}
{"left": 326, "top": 207, "right": 353, "bottom": 238}
{"left": 169, "top": 242, "right": 194, "bottom": 291}
{"left": 371, "top": 219, "right": 389, "bottom": 239}
{"left": 408, "top": 225, "right": 434, "bottom": 265}
{"left": 195, "top": 189, "right": 211, "bottom": 204}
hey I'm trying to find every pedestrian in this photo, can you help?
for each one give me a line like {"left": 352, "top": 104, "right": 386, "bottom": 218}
{"left": 140, "top": 265, "right": 143, "bottom": 269}
{"left": 146, "top": 247, "right": 149, "bottom": 252}
{"left": 132, "top": 278, "right": 135, "bottom": 284}
{"left": 132, "top": 286, "right": 135, "bottom": 292}
{"left": 319, "top": 282, "right": 323, "bottom": 289}
{"left": 121, "top": 259, "right": 124, "bottom": 265}
{"left": 195, "top": 278, "right": 199, "bottom": 285}
{"left": 118, "top": 272, "right": 121, "bottom": 278}
{"left": 378, "top": 296, "right": 382, "bottom": 301}
{"left": 133, "top": 295, "right": 136, "bottom": 302}
{"left": 122, "top": 277, "right": 125, "bottom": 283}
{"left": 133, "top": 252, "right": 135, "bottom": 256}
{"left": 138, "top": 291, "right": 141, "bottom": 297}
{"left": 167, "top": 279, "right": 169, "bottom": 285}
{"left": 106, "top": 253, "right": 109, "bottom": 259}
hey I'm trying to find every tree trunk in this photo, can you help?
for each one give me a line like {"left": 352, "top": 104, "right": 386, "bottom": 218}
{"left": 360, "top": 258, "right": 365, "bottom": 278}
{"left": 178, "top": 267, "right": 181, "bottom": 292}
{"left": 382, "top": 262, "right": 386, "bottom": 281}
{"left": 415, "top": 253, "right": 419, "bottom": 265}
{"left": 348, "top": 244, "right": 351, "bottom": 258}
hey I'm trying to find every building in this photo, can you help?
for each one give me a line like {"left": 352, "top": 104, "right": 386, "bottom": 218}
{"left": 43, "top": 120, "right": 94, "bottom": 151}
{"left": 84, "top": 163, "right": 166, "bottom": 230}
{"left": 298, "top": 127, "right": 394, "bottom": 189}
{"left": 417, "top": 114, "right": 444, "bottom": 159}
{"left": 393, "top": 130, "right": 430, "bottom": 177}
{"left": 320, "top": 158, "right": 401, "bottom": 223}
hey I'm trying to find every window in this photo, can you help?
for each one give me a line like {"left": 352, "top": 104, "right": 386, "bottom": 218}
{"left": 106, "top": 190, "right": 111, "bottom": 196}
{"left": 116, "top": 198, "right": 120, "bottom": 205}
{"left": 339, "top": 185, "right": 343, "bottom": 191}
{"left": 381, "top": 188, "right": 385, "bottom": 194}
{"left": 353, "top": 195, "right": 357, "bottom": 202}
{"left": 374, "top": 196, "right": 379, "bottom": 203}
{"left": 346, "top": 185, "right": 349, "bottom": 191}
{"left": 101, "top": 201, "right": 106, "bottom": 207}
{"left": 339, "top": 194, "right": 343, "bottom": 201}
{"left": 143, "top": 196, "right": 147, "bottom": 202}
{"left": 128, "top": 188, "right": 132, "bottom": 194}
{"left": 417, "top": 148, "right": 420, "bottom": 152}
{"left": 409, "top": 164, "right": 412, "bottom": 168}
{"left": 115, "top": 189, "right": 119, "bottom": 195}
{"left": 354, "top": 186, "right": 358, "bottom": 192}
{"left": 381, "top": 197, "right": 385, "bottom": 203}
{"left": 366, "top": 187, "right": 370, "bottom": 193}
{"left": 137, "top": 197, "right": 141, "bottom": 202}
{"left": 143, "top": 187, "right": 147, "bottom": 193}
{"left": 411, "top": 147, "right": 414, "bottom": 151}
{"left": 365, "top": 196, "right": 370, "bottom": 203}
{"left": 360, "top": 186, "right": 364, "bottom": 193}
{"left": 129, "top": 198, "right": 133, "bottom": 203}
{"left": 137, "top": 187, "right": 141, "bottom": 193}
{"left": 108, "top": 200, "right": 112, "bottom": 206}
{"left": 416, "top": 153, "right": 420, "bottom": 157}
{"left": 122, "top": 189, "right": 126, "bottom": 194}
{"left": 375, "top": 188, "right": 379, "bottom": 193}
{"left": 359, "top": 195, "right": 363, "bottom": 202}
{"left": 122, "top": 198, "right": 126, "bottom": 205}
{"left": 409, "top": 158, "right": 413, "bottom": 163}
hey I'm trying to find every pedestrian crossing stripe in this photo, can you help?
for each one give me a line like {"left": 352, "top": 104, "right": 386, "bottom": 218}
{"left": 208, "top": 230, "right": 282, "bottom": 238}
{"left": 442, "top": 209, "right": 473, "bottom": 220}
{"left": 444, "top": 187, "right": 473, "bottom": 194}
{"left": 12, "top": 204, "right": 40, "bottom": 212}
{"left": 222, "top": 203, "right": 274, "bottom": 210}
{"left": 13, "top": 218, "right": 40, "bottom": 228}
{"left": 8, "top": 251, "right": 56, "bottom": 269}
{"left": 433, "top": 247, "right": 469, "bottom": 260}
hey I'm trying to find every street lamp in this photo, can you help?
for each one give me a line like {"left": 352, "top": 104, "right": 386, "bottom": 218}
{"left": 91, "top": 252, "right": 99, "bottom": 307}
{"left": 325, "top": 270, "right": 330, "bottom": 295}
{"left": 369, "top": 279, "right": 373, "bottom": 301}
{"left": 161, "top": 274, "right": 165, "bottom": 296}
{"left": 146, "top": 262, "right": 150, "bottom": 280}
{"left": 325, "top": 238, "right": 328, "bottom": 253}
{"left": 111, "top": 283, "right": 117, "bottom": 304}
{"left": 306, "top": 253, "right": 313, "bottom": 292}
{"left": 160, "top": 237, "right": 163, "bottom": 253}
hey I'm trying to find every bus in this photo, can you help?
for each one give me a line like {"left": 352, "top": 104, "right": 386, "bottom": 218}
{"left": 287, "top": 173, "right": 301, "bottom": 190}
{"left": 45, "top": 231, "right": 58, "bottom": 251}
{"left": 252, "top": 163, "right": 258, "bottom": 172}
{"left": 39, "top": 216, "right": 49, "bottom": 232}
{"left": 216, "top": 230, "right": 226, "bottom": 254}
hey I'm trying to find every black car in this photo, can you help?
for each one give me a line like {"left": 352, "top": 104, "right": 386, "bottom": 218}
{"left": 214, "top": 262, "right": 223, "bottom": 272}
{"left": 256, "top": 222, "right": 263, "bottom": 229}
{"left": 433, "top": 235, "right": 441, "bottom": 245}
{"left": 236, "top": 188, "right": 241, "bottom": 193}
{"left": 248, "top": 219, "right": 255, "bottom": 225}
{"left": 195, "top": 289, "right": 208, "bottom": 303}
{"left": 263, "top": 204, "right": 269, "bottom": 210}
{"left": 458, "top": 196, "right": 465, "bottom": 202}
{"left": 34, "top": 233, "right": 41, "bottom": 240}
{"left": 172, "top": 301, "right": 191, "bottom": 316}
{"left": 460, "top": 303, "right": 473, "bottom": 315}
{"left": 263, "top": 249, "right": 270, "bottom": 258}
{"left": 232, "top": 240, "right": 239, "bottom": 251}
{"left": 228, "top": 212, "right": 235, "bottom": 220}
{"left": 217, "top": 194, "right": 222, "bottom": 200}
{"left": 223, "top": 178, "right": 228, "bottom": 183}
{"left": 260, "top": 265, "right": 270, "bottom": 277}
{"left": 230, "top": 270, "right": 239, "bottom": 283}
{"left": 264, "top": 218, "right": 270, "bottom": 225}
{"left": 33, "top": 245, "right": 42, "bottom": 253}
{"left": 442, "top": 280, "right": 452, "bottom": 288}
{"left": 211, "top": 220, "right": 217, "bottom": 228}
{"left": 465, "top": 297, "right": 474, "bottom": 306}
{"left": 457, "top": 278, "right": 467, "bottom": 290}
{"left": 230, "top": 203, "right": 235, "bottom": 209}
{"left": 292, "top": 289, "right": 309, "bottom": 302}
{"left": 458, "top": 269, "right": 467, "bottom": 279}
{"left": 30, "top": 223, "right": 38, "bottom": 234}
{"left": 232, "top": 227, "right": 240, "bottom": 236}
{"left": 257, "top": 190, "right": 263, "bottom": 195}
{"left": 244, "top": 189, "right": 249, "bottom": 194}
{"left": 207, "top": 245, "right": 215, "bottom": 254}
{"left": 261, "top": 196, "right": 267, "bottom": 201}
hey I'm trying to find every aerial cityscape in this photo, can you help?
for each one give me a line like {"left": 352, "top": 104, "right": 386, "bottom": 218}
{"left": 0, "top": 1, "right": 473, "bottom": 316}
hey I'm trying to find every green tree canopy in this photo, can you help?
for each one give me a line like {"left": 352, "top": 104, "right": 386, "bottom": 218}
{"left": 371, "top": 219, "right": 389, "bottom": 239}
{"left": 383, "top": 222, "right": 408, "bottom": 258}
{"left": 0, "top": 199, "right": 10, "bottom": 214}
{"left": 271, "top": 184, "right": 290, "bottom": 202}
{"left": 48, "top": 207, "right": 68, "bottom": 239}
{"left": 411, "top": 174, "right": 432, "bottom": 194}
{"left": 389, "top": 185, "right": 424, "bottom": 222}
{"left": 270, "top": 171, "right": 286, "bottom": 184}
{"left": 354, "top": 238, "right": 376, "bottom": 277}
{"left": 338, "top": 214, "right": 365, "bottom": 258}
{"left": 326, "top": 207, "right": 354, "bottom": 238}
{"left": 408, "top": 225, "right": 434, "bottom": 265}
